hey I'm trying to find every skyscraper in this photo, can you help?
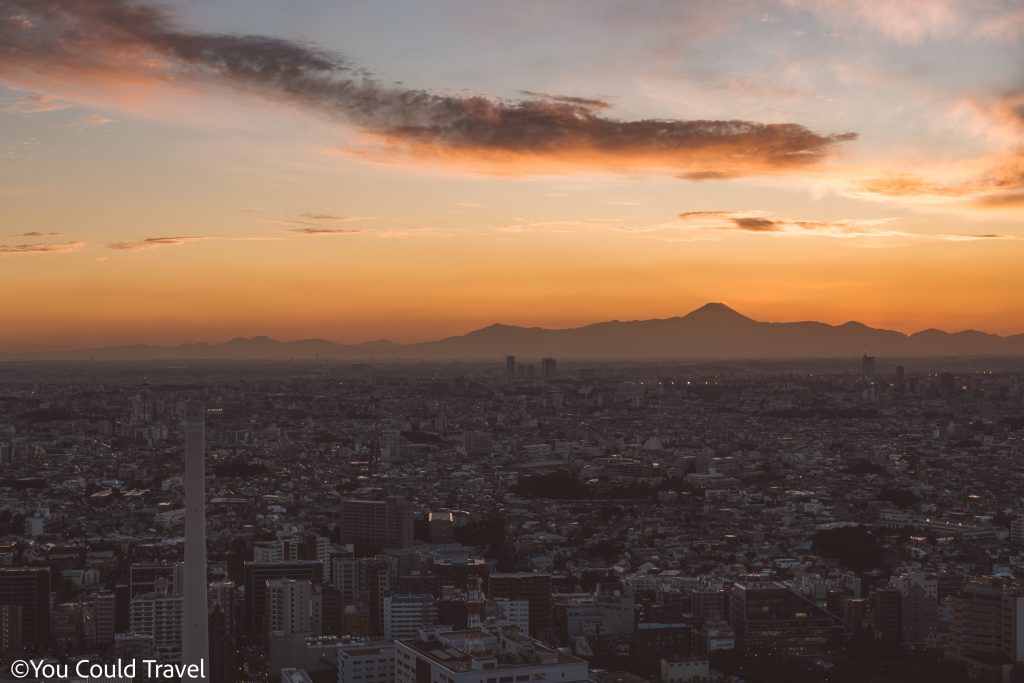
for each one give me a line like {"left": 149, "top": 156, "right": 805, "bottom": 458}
{"left": 541, "top": 357, "right": 557, "bottom": 380}
{"left": 505, "top": 355, "right": 516, "bottom": 383}
{"left": 862, "top": 354, "right": 875, "bottom": 380}
{"left": 182, "top": 401, "right": 209, "bottom": 680}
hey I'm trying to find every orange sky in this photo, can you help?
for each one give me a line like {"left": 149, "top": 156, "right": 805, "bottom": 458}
{"left": 1, "top": 0, "right": 1023, "bottom": 350}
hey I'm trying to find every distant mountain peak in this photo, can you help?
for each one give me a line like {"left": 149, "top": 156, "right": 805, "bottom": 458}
{"left": 682, "top": 302, "right": 754, "bottom": 322}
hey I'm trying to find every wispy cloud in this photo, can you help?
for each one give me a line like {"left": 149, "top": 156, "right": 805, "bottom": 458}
{"left": 287, "top": 227, "right": 361, "bottom": 235}
{"left": 299, "top": 213, "right": 351, "bottom": 221}
{"left": 106, "top": 236, "right": 209, "bottom": 251}
{"left": 0, "top": 240, "right": 82, "bottom": 254}
{"left": 678, "top": 210, "right": 902, "bottom": 238}
{"left": 13, "top": 231, "right": 60, "bottom": 237}
{"left": 677, "top": 210, "right": 1018, "bottom": 242}
{"left": 78, "top": 114, "right": 115, "bottom": 127}
{"left": 782, "top": 0, "right": 1024, "bottom": 44}
{"left": 1, "top": 92, "right": 69, "bottom": 114}
{"left": 0, "top": 0, "right": 856, "bottom": 179}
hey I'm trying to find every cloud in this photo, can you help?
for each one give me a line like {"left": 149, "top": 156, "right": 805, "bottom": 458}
{"left": 731, "top": 217, "right": 782, "bottom": 232}
{"left": 14, "top": 231, "right": 60, "bottom": 236}
{"left": 0, "top": 240, "right": 82, "bottom": 253}
{"left": 287, "top": 227, "right": 361, "bottom": 235}
{"left": 851, "top": 92, "right": 1024, "bottom": 208}
{"left": 106, "top": 236, "right": 208, "bottom": 251}
{"left": 299, "top": 213, "right": 350, "bottom": 221}
{"left": 79, "top": 114, "right": 115, "bottom": 126}
{"left": 783, "top": 0, "right": 1024, "bottom": 44}
{"left": 678, "top": 210, "right": 906, "bottom": 238}
{"left": 1, "top": 92, "right": 69, "bottom": 113}
{"left": 0, "top": 0, "right": 856, "bottom": 178}
{"left": 677, "top": 211, "right": 1019, "bottom": 242}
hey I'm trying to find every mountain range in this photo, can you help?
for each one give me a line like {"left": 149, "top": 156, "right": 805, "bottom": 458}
{"left": 4, "top": 303, "right": 1024, "bottom": 361}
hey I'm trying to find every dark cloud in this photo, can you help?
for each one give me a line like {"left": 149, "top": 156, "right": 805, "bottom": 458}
{"left": 107, "top": 236, "right": 207, "bottom": 251}
{"left": 0, "top": 0, "right": 856, "bottom": 177}
{"left": 519, "top": 91, "right": 612, "bottom": 110}
{"left": 14, "top": 231, "right": 60, "bottom": 236}
{"left": 730, "top": 217, "right": 781, "bottom": 232}
{"left": 0, "top": 240, "right": 82, "bottom": 253}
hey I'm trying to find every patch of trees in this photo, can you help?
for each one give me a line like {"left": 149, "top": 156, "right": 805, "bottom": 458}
{"left": 811, "top": 525, "right": 885, "bottom": 572}
{"left": 877, "top": 487, "right": 920, "bottom": 508}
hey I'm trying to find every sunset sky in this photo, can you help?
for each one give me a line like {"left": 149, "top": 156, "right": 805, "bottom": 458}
{"left": 1, "top": 0, "right": 1023, "bottom": 350}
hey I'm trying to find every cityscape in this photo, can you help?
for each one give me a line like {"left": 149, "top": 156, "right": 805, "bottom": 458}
{"left": 3, "top": 1, "right": 1024, "bottom": 682}
{"left": 1, "top": 353, "right": 1024, "bottom": 682}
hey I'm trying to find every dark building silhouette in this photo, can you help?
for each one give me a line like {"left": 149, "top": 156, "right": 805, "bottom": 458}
{"left": 729, "top": 581, "right": 845, "bottom": 656}
{"left": 339, "top": 498, "right": 413, "bottom": 555}
{"left": 0, "top": 568, "right": 51, "bottom": 655}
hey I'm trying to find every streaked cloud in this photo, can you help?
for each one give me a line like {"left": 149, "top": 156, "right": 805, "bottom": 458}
{"left": 106, "top": 236, "right": 209, "bottom": 251}
{"left": 14, "top": 231, "right": 60, "bottom": 237}
{"left": 299, "top": 213, "right": 352, "bottom": 221}
{"left": 0, "top": 0, "right": 856, "bottom": 179}
{"left": 0, "top": 240, "right": 82, "bottom": 254}
{"left": 287, "top": 227, "right": 362, "bottom": 235}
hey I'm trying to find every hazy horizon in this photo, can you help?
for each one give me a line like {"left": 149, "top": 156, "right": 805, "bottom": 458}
{"left": 2, "top": 1, "right": 1024, "bottom": 350}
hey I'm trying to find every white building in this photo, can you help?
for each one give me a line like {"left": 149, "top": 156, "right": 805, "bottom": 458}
{"left": 129, "top": 592, "right": 183, "bottom": 663}
{"left": 385, "top": 594, "right": 438, "bottom": 640}
{"left": 660, "top": 658, "right": 709, "bottom": 683}
{"left": 337, "top": 642, "right": 396, "bottom": 683}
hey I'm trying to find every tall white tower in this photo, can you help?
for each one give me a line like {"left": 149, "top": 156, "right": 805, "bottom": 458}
{"left": 182, "top": 401, "right": 209, "bottom": 679}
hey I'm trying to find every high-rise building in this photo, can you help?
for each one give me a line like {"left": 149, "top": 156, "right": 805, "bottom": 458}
{"left": 0, "top": 604, "right": 22, "bottom": 659}
{"left": 541, "top": 357, "right": 557, "bottom": 380}
{"left": 182, "top": 400, "right": 209, "bottom": 680}
{"left": 266, "top": 578, "right": 321, "bottom": 674}
{"left": 893, "top": 572, "right": 938, "bottom": 648}
{"left": 89, "top": 592, "right": 116, "bottom": 652}
{"left": 861, "top": 354, "right": 876, "bottom": 380}
{"left": 505, "top": 356, "right": 517, "bottom": 383}
{"left": 487, "top": 573, "right": 551, "bottom": 638}
{"left": 129, "top": 591, "right": 184, "bottom": 663}
{"left": 244, "top": 561, "right": 322, "bottom": 641}
{"left": 0, "top": 567, "right": 51, "bottom": 654}
{"left": 339, "top": 498, "right": 413, "bottom": 555}
{"left": 947, "top": 578, "right": 1024, "bottom": 675}
{"left": 382, "top": 430, "right": 402, "bottom": 462}
{"left": 940, "top": 372, "right": 956, "bottom": 396}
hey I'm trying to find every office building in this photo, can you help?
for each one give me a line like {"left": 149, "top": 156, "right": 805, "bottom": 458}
{"left": 339, "top": 498, "right": 413, "bottom": 555}
{"left": 244, "top": 561, "right": 322, "bottom": 641}
{"left": 728, "top": 581, "right": 845, "bottom": 657}
{"left": 0, "top": 567, "right": 51, "bottom": 654}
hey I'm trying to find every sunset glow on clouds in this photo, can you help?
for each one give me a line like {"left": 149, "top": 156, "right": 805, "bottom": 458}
{"left": 1, "top": 0, "right": 1023, "bottom": 348}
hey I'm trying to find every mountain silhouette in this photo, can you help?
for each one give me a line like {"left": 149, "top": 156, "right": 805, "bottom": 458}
{"left": 3, "top": 304, "right": 1023, "bottom": 360}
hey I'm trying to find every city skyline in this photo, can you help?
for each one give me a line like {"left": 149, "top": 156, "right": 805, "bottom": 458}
{"left": 2, "top": 1, "right": 1024, "bottom": 349}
